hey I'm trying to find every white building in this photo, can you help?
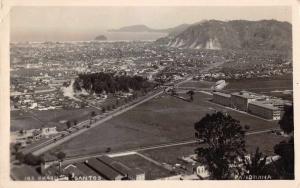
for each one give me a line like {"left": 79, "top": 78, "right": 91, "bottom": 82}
{"left": 231, "top": 91, "right": 258, "bottom": 111}
{"left": 248, "top": 101, "right": 281, "bottom": 120}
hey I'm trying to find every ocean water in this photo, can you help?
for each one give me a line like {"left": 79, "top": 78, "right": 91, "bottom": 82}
{"left": 103, "top": 31, "right": 167, "bottom": 41}
{"left": 11, "top": 31, "right": 168, "bottom": 43}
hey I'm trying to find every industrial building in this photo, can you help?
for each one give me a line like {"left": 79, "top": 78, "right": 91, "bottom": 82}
{"left": 212, "top": 92, "right": 231, "bottom": 107}
{"left": 42, "top": 155, "right": 145, "bottom": 180}
{"left": 248, "top": 101, "right": 281, "bottom": 120}
{"left": 212, "top": 91, "right": 290, "bottom": 120}
{"left": 97, "top": 156, "right": 145, "bottom": 180}
{"left": 84, "top": 158, "right": 124, "bottom": 180}
{"left": 231, "top": 91, "right": 258, "bottom": 111}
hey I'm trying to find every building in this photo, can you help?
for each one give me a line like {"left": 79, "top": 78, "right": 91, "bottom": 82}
{"left": 194, "top": 165, "right": 210, "bottom": 179}
{"left": 41, "top": 127, "right": 57, "bottom": 137}
{"left": 111, "top": 162, "right": 145, "bottom": 180}
{"left": 211, "top": 90, "right": 288, "bottom": 120}
{"left": 41, "top": 155, "right": 145, "bottom": 181}
{"left": 248, "top": 101, "right": 281, "bottom": 120}
{"left": 84, "top": 158, "right": 124, "bottom": 180}
{"left": 97, "top": 156, "right": 145, "bottom": 180}
{"left": 212, "top": 92, "right": 231, "bottom": 107}
{"left": 11, "top": 127, "right": 58, "bottom": 145}
{"left": 231, "top": 91, "right": 258, "bottom": 111}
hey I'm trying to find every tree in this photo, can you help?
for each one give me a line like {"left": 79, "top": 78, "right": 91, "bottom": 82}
{"left": 90, "top": 111, "right": 96, "bottom": 118}
{"left": 102, "top": 107, "right": 106, "bottom": 113}
{"left": 24, "top": 153, "right": 42, "bottom": 166}
{"left": 278, "top": 104, "right": 293, "bottom": 134}
{"left": 106, "top": 147, "right": 111, "bottom": 153}
{"left": 242, "top": 147, "right": 268, "bottom": 179}
{"left": 56, "top": 151, "right": 66, "bottom": 161}
{"left": 244, "top": 125, "right": 250, "bottom": 130}
{"left": 194, "top": 112, "right": 246, "bottom": 179}
{"left": 273, "top": 104, "right": 294, "bottom": 179}
{"left": 187, "top": 90, "right": 195, "bottom": 102}
{"left": 66, "top": 120, "right": 72, "bottom": 129}
{"left": 13, "top": 143, "right": 22, "bottom": 154}
{"left": 274, "top": 138, "right": 294, "bottom": 179}
{"left": 73, "top": 120, "right": 78, "bottom": 126}
{"left": 15, "top": 152, "right": 25, "bottom": 163}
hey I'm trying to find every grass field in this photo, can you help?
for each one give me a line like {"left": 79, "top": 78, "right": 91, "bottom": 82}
{"left": 10, "top": 107, "right": 102, "bottom": 131}
{"left": 113, "top": 154, "right": 172, "bottom": 180}
{"left": 55, "top": 92, "right": 279, "bottom": 157}
{"left": 10, "top": 117, "right": 43, "bottom": 131}
{"left": 224, "top": 79, "right": 292, "bottom": 93}
{"left": 140, "top": 132, "right": 288, "bottom": 167}
{"left": 179, "top": 80, "right": 214, "bottom": 88}
{"left": 140, "top": 143, "right": 198, "bottom": 165}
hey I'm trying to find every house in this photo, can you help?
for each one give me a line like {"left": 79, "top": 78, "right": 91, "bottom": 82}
{"left": 194, "top": 165, "right": 210, "bottom": 179}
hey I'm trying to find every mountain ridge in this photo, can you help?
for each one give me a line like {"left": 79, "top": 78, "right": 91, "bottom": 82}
{"left": 108, "top": 24, "right": 190, "bottom": 35}
{"left": 159, "top": 19, "right": 292, "bottom": 51}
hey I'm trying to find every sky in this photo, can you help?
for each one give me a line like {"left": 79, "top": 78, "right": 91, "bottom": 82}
{"left": 10, "top": 6, "right": 292, "bottom": 42}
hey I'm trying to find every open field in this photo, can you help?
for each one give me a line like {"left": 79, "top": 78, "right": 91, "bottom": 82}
{"left": 224, "top": 78, "right": 292, "bottom": 92}
{"left": 140, "top": 132, "right": 288, "bottom": 166}
{"left": 245, "top": 132, "right": 289, "bottom": 155}
{"left": 140, "top": 143, "right": 198, "bottom": 165}
{"left": 10, "top": 107, "right": 102, "bottom": 131}
{"left": 113, "top": 154, "right": 172, "bottom": 180}
{"left": 54, "top": 92, "right": 279, "bottom": 157}
{"left": 179, "top": 80, "right": 214, "bottom": 88}
{"left": 11, "top": 117, "right": 43, "bottom": 131}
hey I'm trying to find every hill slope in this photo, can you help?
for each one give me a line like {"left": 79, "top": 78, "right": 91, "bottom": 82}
{"left": 161, "top": 20, "right": 292, "bottom": 50}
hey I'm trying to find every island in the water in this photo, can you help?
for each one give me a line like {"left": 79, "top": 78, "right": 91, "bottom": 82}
{"left": 94, "top": 35, "right": 107, "bottom": 41}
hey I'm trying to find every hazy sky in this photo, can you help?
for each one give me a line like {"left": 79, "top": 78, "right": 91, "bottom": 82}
{"left": 10, "top": 6, "right": 292, "bottom": 42}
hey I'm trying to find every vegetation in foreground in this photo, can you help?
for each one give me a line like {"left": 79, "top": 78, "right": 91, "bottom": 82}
{"left": 194, "top": 105, "right": 294, "bottom": 180}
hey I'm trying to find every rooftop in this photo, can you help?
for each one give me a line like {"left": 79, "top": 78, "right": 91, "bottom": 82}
{"left": 75, "top": 162, "right": 101, "bottom": 177}
{"left": 84, "top": 158, "right": 123, "bottom": 180}
{"left": 231, "top": 91, "right": 264, "bottom": 99}
{"left": 213, "top": 92, "right": 231, "bottom": 98}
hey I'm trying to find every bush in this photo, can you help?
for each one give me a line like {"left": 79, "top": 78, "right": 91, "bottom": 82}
{"left": 24, "top": 153, "right": 42, "bottom": 166}
{"left": 244, "top": 125, "right": 250, "bottom": 130}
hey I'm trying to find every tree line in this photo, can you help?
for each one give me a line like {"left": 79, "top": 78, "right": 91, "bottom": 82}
{"left": 73, "top": 72, "right": 154, "bottom": 94}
